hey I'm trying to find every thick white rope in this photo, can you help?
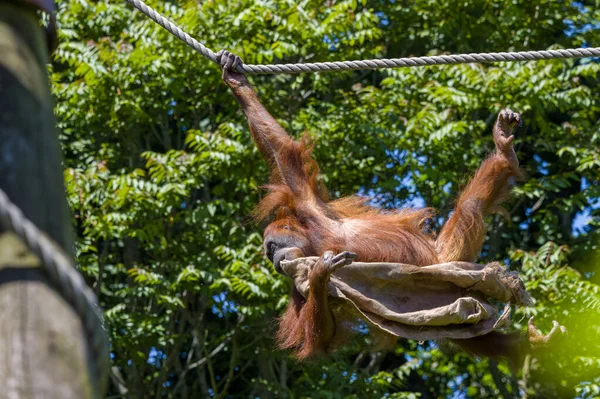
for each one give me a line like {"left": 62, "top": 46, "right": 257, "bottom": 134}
{"left": 126, "top": 0, "right": 600, "bottom": 75}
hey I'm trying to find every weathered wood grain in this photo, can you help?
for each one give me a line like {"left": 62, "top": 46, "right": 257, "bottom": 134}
{"left": 0, "top": 4, "right": 97, "bottom": 398}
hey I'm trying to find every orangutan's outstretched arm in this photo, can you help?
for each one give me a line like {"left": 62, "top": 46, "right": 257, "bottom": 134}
{"left": 218, "top": 51, "right": 314, "bottom": 192}
{"left": 220, "top": 60, "right": 289, "bottom": 159}
{"left": 436, "top": 109, "right": 524, "bottom": 262}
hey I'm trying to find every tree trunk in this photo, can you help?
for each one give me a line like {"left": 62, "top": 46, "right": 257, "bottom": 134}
{"left": 0, "top": 4, "right": 98, "bottom": 398}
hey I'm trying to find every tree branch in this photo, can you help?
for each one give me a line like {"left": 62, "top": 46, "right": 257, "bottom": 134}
{"left": 519, "top": 354, "right": 532, "bottom": 399}
{"left": 189, "top": 335, "right": 232, "bottom": 371}
{"left": 489, "top": 360, "right": 514, "bottom": 399}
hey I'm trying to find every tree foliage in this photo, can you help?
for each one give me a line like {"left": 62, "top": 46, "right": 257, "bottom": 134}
{"left": 52, "top": 0, "right": 600, "bottom": 397}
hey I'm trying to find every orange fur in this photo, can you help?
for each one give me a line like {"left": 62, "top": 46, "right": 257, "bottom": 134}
{"left": 224, "top": 77, "right": 526, "bottom": 364}
{"left": 275, "top": 286, "right": 306, "bottom": 352}
{"left": 263, "top": 142, "right": 523, "bottom": 361}
{"left": 437, "top": 154, "right": 525, "bottom": 262}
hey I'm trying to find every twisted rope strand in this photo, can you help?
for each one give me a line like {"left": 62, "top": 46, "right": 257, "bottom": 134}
{"left": 127, "top": 0, "right": 218, "bottom": 63}
{"left": 126, "top": 0, "right": 600, "bottom": 75}
{"left": 0, "top": 189, "right": 109, "bottom": 394}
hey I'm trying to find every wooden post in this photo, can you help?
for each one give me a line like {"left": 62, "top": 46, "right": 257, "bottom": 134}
{"left": 0, "top": 3, "right": 99, "bottom": 398}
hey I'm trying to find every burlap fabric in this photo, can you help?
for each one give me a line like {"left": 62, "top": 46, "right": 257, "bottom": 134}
{"left": 281, "top": 258, "right": 531, "bottom": 340}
